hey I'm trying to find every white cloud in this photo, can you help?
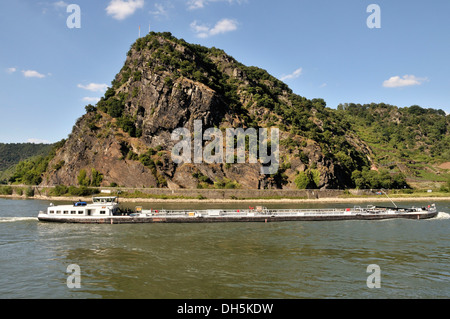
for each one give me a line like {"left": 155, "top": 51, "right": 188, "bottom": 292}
{"left": 28, "top": 138, "right": 51, "bottom": 144}
{"left": 383, "top": 75, "right": 428, "bottom": 88}
{"left": 280, "top": 67, "right": 303, "bottom": 81}
{"left": 191, "top": 18, "right": 238, "bottom": 38}
{"left": 6, "top": 67, "right": 16, "bottom": 74}
{"left": 188, "top": 0, "right": 207, "bottom": 9}
{"left": 191, "top": 21, "right": 210, "bottom": 38}
{"left": 53, "top": 1, "right": 68, "bottom": 9}
{"left": 150, "top": 3, "right": 170, "bottom": 17}
{"left": 77, "top": 83, "right": 109, "bottom": 92}
{"left": 187, "top": 0, "right": 243, "bottom": 10}
{"left": 22, "top": 70, "right": 46, "bottom": 78}
{"left": 40, "top": 1, "right": 68, "bottom": 15}
{"left": 106, "top": 0, "right": 144, "bottom": 20}
{"left": 210, "top": 18, "right": 238, "bottom": 36}
{"left": 82, "top": 97, "right": 101, "bottom": 103}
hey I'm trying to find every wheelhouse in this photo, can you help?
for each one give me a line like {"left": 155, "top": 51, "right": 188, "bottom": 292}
{"left": 46, "top": 197, "right": 119, "bottom": 217}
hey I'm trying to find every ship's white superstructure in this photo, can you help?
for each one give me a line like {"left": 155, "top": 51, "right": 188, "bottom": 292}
{"left": 40, "top": 197, "right": 119, "bottom": 220}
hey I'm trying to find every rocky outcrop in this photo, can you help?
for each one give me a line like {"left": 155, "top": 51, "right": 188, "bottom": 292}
{"left": 41, "top": 32, "right": 372, "bottom": 190}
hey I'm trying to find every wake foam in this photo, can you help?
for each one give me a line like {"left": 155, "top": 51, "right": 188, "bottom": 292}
{"left": 0, "top": 217, "right": 38, "bottom": 223}
{"left": 434, "top": 212, "right": 450, "bottom": 220}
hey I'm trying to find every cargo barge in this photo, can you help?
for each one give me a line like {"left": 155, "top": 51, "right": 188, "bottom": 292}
{"left": 37, "top": 197, "right": 440, "bottom": 224}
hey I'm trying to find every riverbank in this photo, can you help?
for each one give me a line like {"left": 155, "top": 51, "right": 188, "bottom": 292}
{"left": 2, "top": 185, "right": 450, "bottom": 204}
{"left": 2, "top": 194, "right": 450, "bottom": 204}
{"left": 3, "top": 185, "right": 450, "bottom": 202}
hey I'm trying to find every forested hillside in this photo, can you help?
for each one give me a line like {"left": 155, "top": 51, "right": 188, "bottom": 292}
{"left": 0, "top": 143, "right": 53, "bottom": 172}
{"left": 338, "top": 103, "right": 450, "bottom": 188}
{"left": 0, "top": 142, "right": 63, "bottom": 184}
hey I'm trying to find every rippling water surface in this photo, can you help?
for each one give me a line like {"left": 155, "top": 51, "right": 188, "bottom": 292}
{"left": 0, "top": 198, "right": 449, "bottom": 299}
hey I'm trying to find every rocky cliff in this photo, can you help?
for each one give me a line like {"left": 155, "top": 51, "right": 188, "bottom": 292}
{"left": 41, "top": 32, "right": 373, "bottom": 190}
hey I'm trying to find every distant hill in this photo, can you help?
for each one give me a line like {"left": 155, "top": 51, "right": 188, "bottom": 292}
{"left": 337, "top": 103, "right": 450, "bottom": 188}
{"left": 0, "top": 143, "right": 53, "bottom": 171}
{"left": 338, "top": 103, "right": 449, "bottom": 162}
{"left": 1, "top": 141, "right": 65, "bottom": 185}
{"left": 0, "top": 143, "right": 55, "bottom": 183}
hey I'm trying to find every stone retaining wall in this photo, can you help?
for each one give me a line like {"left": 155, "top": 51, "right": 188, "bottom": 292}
{"left": 6, "top": 185, "right": 378, "bottom": 199}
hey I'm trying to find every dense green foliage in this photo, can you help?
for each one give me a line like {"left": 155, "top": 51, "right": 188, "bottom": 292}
{"left": 77, "top": 168, "right": 104, "bottom": 187}
{"left": 140, "top": 157, "right": 167, "bottom": 188}
{"left": 295, "top": 169, "right": 321, "bottom": 189}
{"left": 8, "top": 156, "right": 49, "bottom": 185}
{"left": 95, "top": 88, "right": 143, "bottom": 138}
{"left": 48, "top": 185, "right": 100, "bottom": 197}
{"left": 0, "top": 143, "right": 53, "bottom": 173}
{"left": 239, "top": 69, "right": 369, "bottom": 179}
{"left": 439, "top": 178, "right": 450, "bottom": 192}
{"left": 337, "top": 103, "right": 450, "bottom": 186}
{"left": 0, "top": 186, "right": 13, "bottom": 195}
{"left": 6, "top": 140, "right": 66, "bottom": 185}
{"left": 351, "top": 169, "right": 408, "bottom": 190}
{"left": 337, "top": 103, "right": 450, "bottom": 163}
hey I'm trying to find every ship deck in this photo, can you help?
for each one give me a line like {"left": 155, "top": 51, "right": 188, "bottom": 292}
{"left": 38, "top": 209, "right": 438, "bottom": 224}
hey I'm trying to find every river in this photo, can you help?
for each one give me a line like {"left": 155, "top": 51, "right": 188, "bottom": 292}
{"left": 0, "top": 198, "right": 449, "bottom": 299}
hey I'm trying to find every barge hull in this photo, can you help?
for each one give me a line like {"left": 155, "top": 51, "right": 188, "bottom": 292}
{"left": 38, "top": 211, "right": 439, "bottom": 224}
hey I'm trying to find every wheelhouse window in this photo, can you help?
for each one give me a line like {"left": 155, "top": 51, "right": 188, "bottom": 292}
{"left": 100, "top": 211, "right": 106, "bottom": 215}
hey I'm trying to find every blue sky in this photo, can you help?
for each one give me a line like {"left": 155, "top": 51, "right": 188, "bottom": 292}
{"left": 1, "top": 0, "right": 449, "bottom": 144}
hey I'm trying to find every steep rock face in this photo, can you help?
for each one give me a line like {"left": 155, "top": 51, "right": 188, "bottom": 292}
{"left": 43, "top": 115, "right": 158, "bottom": 188}
{"left": 42, "top": 32, "right": 372, "bottom": 190}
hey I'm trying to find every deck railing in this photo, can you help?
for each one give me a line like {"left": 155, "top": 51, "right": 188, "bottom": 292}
{"left": 138, "top": 207, "right": 380, "bottom": 218}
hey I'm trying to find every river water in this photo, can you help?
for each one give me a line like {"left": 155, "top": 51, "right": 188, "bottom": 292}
{"left": 0, "top": 198, "right": 449, "bottom": 299}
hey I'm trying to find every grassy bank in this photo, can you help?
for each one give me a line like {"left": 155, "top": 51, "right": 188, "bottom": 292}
{"left": 2, "top": 194, "right": 450, "bottom": 204}
{"left": 1, "top": 185, "right": 450, "bottom": 203}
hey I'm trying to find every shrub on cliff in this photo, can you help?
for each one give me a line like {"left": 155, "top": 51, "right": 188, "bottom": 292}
{"left": 295, "top": 169, "right": 320, "bottom": 189}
